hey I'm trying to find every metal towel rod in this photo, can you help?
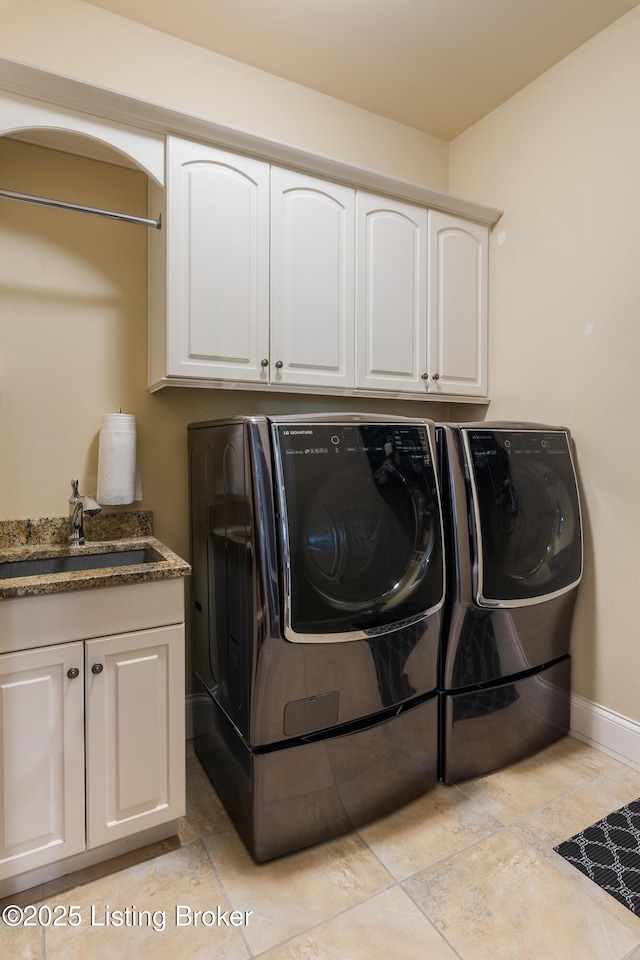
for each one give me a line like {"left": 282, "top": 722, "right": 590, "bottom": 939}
{"left": 0, "top": 187, "right": 162, "bottom": 229}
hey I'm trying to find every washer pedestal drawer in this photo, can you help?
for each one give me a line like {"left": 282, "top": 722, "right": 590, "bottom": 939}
{"left": 195, "top": 693, "right": 438, "bottom": 862}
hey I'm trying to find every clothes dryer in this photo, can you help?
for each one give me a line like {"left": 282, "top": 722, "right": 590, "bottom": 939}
{"left": 189, "top": 414, "right": 445, "bottom": 860}
{"left": 437, "top": 423, "right": 583, "bottom": 783}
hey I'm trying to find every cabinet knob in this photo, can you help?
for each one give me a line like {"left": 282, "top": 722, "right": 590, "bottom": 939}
{"left": 91, "top": 663, "right": 104, "bottom": 675}
{"left": 421, "top": 373, "right": 429, "bottom": 381}
{"left": 67, "top": 667, "right": 80, "bottom": 680}
{"left": 275, "top": 360, "right": 283, "bottom": 369}
{"left": 432, "top": 373, "right": 440, "bottom": 381}
{"left": 260, "top": 358, "right": 269, "bottom": 367}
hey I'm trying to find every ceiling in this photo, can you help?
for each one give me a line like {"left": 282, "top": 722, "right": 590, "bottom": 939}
{"left": 83, "top": 0, "right": 640, "bottom": 141}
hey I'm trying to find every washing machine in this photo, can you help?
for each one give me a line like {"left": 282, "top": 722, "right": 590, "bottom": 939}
{"left": 188, "top": 413, "right": 445, "bottom": 860}
{"left": 437, "top": 422, "right": 583, "bottom": 783}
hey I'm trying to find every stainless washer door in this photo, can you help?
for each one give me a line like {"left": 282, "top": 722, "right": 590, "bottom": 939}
{"left": 463, "top": 428, "right": 583, "bottom": 606}
{"left": 273, "top": 421, "right": 444, "bottom": 641}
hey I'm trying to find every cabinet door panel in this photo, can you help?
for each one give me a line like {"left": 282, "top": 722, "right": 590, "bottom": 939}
{"left": 271, "top": 168, "right": 355, "bottom": 387}
{"left": 0, "top": 643, "right": 85, "bottom": 880}
{"left": 356, "top": 194, "right": 428, "bottom": 392}
{"left": 86, "top": 625, "right": 185, "bottom": 848}
{"left": 166, "top": 138, "right": 270, "bottom": 381}
{"left": 428, "top": 211, "right": 488, "bottom": 397}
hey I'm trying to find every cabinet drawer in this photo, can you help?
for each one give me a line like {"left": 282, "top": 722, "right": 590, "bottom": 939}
{"left": 0, "top": 578, "right": 185, "bottom": 655}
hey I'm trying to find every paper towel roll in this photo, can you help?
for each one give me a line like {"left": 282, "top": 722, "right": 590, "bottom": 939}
{"left": 96, "top": 413, "right": 138, "bottom": 505}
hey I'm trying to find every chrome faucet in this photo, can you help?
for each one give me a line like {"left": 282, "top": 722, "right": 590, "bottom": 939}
{"left": 68, "top": 478, "right": 101, "bottom": 546}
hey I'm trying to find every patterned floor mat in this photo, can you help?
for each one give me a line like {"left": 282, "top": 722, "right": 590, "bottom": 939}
{"left": 554, "top": 798, "right": 640, "bottom": 916}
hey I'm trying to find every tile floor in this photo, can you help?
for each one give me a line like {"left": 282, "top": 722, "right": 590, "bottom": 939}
{"left": 3, "top": 736, "right": 640, "bottom": 959}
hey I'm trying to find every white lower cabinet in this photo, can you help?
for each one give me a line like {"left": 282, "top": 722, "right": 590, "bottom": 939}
{"left": 85, "top": 625, "right": 185, "bottom": 849}
{"left": 0, "top": 643, "right": 85, "bottom": 879}
{"left": 0, "top": 588, "right": 185, "bottom": 888}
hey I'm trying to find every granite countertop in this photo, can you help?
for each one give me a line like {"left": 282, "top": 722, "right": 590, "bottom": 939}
{"left": 0, "top": 512, "right": 191, "bottom": 600}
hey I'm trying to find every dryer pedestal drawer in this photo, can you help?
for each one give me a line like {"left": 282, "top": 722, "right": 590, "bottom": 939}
{"left": 440, "top": 657, "right": 571, "bottom": 784}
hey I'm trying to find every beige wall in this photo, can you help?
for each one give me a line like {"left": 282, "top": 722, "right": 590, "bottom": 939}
{"left": 0, "top": 0, "right": 453, "bottom": 552}
{"left": 0, "top": 138, "right": 453, "bottom": 566}
{"left": 450, "top": 5, "right": 640, "bottom": 722}
{"left": 5, "top": 0, "right": 637, "bottom": 727}
{"left": 0, "top": 135, "right": 457, "bottom": 703}
{"left": 0, "top": 0, "right": 448, "bottom": 190}
{"left": 0, "top": 1, "right": 453, "bottom": 704}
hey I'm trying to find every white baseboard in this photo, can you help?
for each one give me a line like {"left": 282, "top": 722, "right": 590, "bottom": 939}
{"left": 571, "top": 693, "right": 640, "bottom": 771}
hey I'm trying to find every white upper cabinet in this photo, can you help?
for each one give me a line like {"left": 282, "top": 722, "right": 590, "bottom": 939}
{"left": 0, "top": 93, "right": 497, "bottom": 401}
{"left": 154, "top": 138, "right": 491, "bottom": 400}
{"left": 356, "top": 199, "right": 488, "bottom": 398}
{"left": 427, "top": 211, "right": 488, "bottom": 397}
{"left": 161, "top": 143, "right": 355, "bottom": 390}
{"left": 356, "top": 193, "right": 428, "bottom": 392}
{"left": 165, "top": 137, "right": 270, "bottom": 382}
{"left": 270, "top": 168, "right": 355, "bottom": 389}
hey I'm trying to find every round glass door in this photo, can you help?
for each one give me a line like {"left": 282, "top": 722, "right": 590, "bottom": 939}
{"left": 274, "top": 422, "right": 444, "bottom": 639}
{"left": 304, "top": 460, "right": 435, "bottom": 612}
{"left": 465, "top": 429, "right": 582, "bottom": 604}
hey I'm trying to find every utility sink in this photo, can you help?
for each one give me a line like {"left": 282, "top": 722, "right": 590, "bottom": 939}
{"left": 0, "top": 547, "right": 165, "bottom": 580}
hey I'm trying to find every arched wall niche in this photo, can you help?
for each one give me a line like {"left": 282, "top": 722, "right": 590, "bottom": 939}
{"left": 0, "top": 90, "right": 165, "bottom": 185}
